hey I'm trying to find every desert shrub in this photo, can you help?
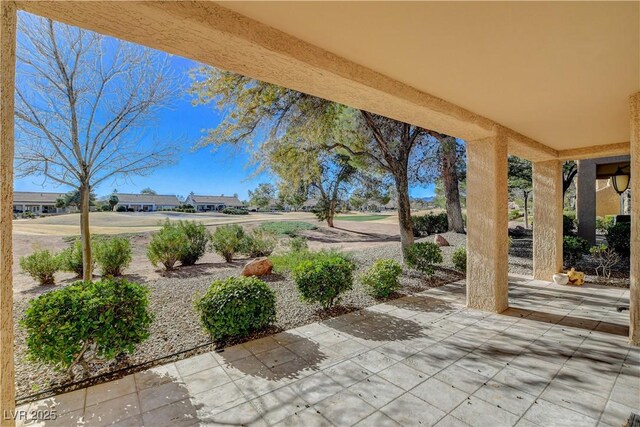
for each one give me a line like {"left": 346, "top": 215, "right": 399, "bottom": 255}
{"left": 195, "top": 276, "right": 276, "bottom": 342}
{"left": 176, "top": 221, "right": 210, "bottom": 266}
{"left": 606, "top": 222, "right": 631, "bottom": 257}
{"left": 509, "top": 210, "right": 523, "bottom": 221}
{"left": 58, "top": 239, "right": 95, "bottom": 277}
{"left": 360, "top": 259, "right": 403, "bottom": 298}
{"left": 596, "top": 215, "right": 615, "bottom": 233}
{"left": 222, "top": 207, "right": 248, "bottom": 215}
{"left": 293, "top": 253, "right": 354, "bottom": 309}
{"left": 589, "top": 245, "right": 620, "bottom": 280}
{"left": 563, "top": 212, "right": 576, "bottom": 236}
{"left": 20, "top": 249, "right": 60, "bottom": 285}
{"left": 289, "top": 236, "right": 309, "bottom": 252}
{"left": 563, "top": 236, "right": 590, "bottom": 265}
{"left": 22, "top": 211, "right": 35, "bottom": 219}
{"left": 242, "top": 228, "right": 278, "bottom": 257}
{"left": 147, "top": 221, "right": 189, "bottom": 270}
{"left": 405, "top": 242, "right": 443, "bottom": 276}
{"left": 411, "top": 213, "right": 448, "bottom": 237}
{"left": 259, "top": 221, "right": 316, "bottom": 237}
{"left": 94, "top": 237, "right": 132, "bottom": 276}
{"left": 270, "top": 249, "right": 349, "bottom": 274}
{"left": 116, "top": 205, "right": 127, "bottom": 212}
{"left": 211, "top": 224, "right": 246, "bottom": 262}
{"left": 452, "top": 247, "right": 467, "bottom": 272}
{"left": 21, "top": 278, "right": 152, "bottom": 378}
{"left": 98, "top": 204, "right": 113, "bottom": 212}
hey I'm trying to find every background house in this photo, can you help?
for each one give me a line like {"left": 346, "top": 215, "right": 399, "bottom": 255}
{"left": 184, "top": 193, "right": 243, "bottom": 212}
{"left": 13, "top": 191, "right": 68, "bottom": 215}
{"left": 114, "top": 193, "right": 181, "bottom": 212}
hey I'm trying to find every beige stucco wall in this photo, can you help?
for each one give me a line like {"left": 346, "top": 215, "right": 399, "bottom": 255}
{"left": 533, "top": 160, "right": 563, "bottom": 281}
{"left": 595, "top": 180, "right": 620, "bottom": 217}
{"left": 0, "top": 2, "right": 16, "bottom": 424}
{"left": 466, "top": 132, "right": 509, "bottom": 312}
{"left": 630, "top": 93, "right": 639, "bottom": 346}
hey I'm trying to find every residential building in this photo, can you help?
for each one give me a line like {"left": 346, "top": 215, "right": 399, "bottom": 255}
{"left": 113, "top": 193, "right": 182, "bottom": 212}
{"left": 13, "top": 191, "right": 68, "bottom": 215}
{"left": 184, "top": 193, "right": 243, "bottom": 212}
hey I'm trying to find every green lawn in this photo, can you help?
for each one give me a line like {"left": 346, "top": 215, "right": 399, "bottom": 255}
{"left": 336, "top": 214, "right": 390, "bottom": 222}
{"left": 259, "top": 221, "right": 317, "bottom": 236}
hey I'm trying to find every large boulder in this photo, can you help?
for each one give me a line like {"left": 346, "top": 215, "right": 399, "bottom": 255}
{"left": 241, "top": 257, "right": 273, "bottom": 277}
{"left": 434, "top": 234, "right": 450, "bottom": 247}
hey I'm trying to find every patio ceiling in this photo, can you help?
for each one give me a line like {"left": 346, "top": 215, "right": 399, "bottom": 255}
{"left": 16, "top": 1, "right": 637, "bottom": 162}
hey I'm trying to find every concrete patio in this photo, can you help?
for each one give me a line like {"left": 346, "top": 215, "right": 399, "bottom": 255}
{"left": 17, "top": 275, "right": 639, "bottom": 427}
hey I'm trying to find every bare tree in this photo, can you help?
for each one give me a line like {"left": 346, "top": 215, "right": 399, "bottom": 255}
{"left": 15, "top": 15, "right": 177, "bottom": 280}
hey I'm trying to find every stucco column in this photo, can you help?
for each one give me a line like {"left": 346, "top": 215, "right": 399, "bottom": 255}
{"left": 576, "top": 159, "right": 597, "bottom": 245}
{"left": 0, "top": 2, "right": 16, "bottom": 425}
{"left": 532, "top": 160, "right": 563, "bottom": 280}
{"left": 466, "top": 131, "right": 509, "bottom": 312}
{"left": 630, "top": 92, "right": 640, "bottom": 346}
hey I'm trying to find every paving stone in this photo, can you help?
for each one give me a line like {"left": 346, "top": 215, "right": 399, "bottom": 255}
{"left": 134, "top": 363, "right": 181, "bottom": 391}
{"left": 274, "top": 407, "right": 332, "bottom": 427}
{"left": 289, "top": 372, "right": 343, "bottom": 404}
{"left": 540, "top": 380, "right": 607, "bottom": 420}
{"left": 378, "top": 362, "right": 428, "bottom": 391}
{"left": 472, "top": 380, "right": 537, "bottom": 416}
{"left": 522, "top": 399, "right": 598, "bottom": 427}
{"left": 492, "top": 366, "right": 550, "bottom": 396}
{"left": 323, "top": 360, "right": 373, "bottom": 388}
{"left": 174, "top": 352, "right": 218, "bottom": 378}
{"left": 86, "top": 377, "right": 136, "bottom": 407}
{"left": 141, "top": 398, "right": 199, "bottom": 427}
{"left": 354, "top": 411, "right": 402, "bottom": 427}
{"left": 315, "top": 389, "right": 376, "bottom": 425}
{"left": 434, "top": 364, "right": 491, "bottom": 394}
{"left": 138, "top": 381, "right": 191, "bottom": 413}
{"left": 181, "top": 366, "right": 232, "bottom": 395}
{"left": 201, "top": 401, "right": 265, "bottom": 426}
{"left": 352, "top": 349, "right": 397, "bottom": 373}
{"left": 348, "top": 375, "right": 405, "bottom": 409}
{"left": 84, "top": 393, "right": 140, "bottom": 427}
{"left": 249, "top": 385, "right": 309, "bottom": 425}
{"left": 450, "top": 395, "right": 520, "bottom": 427}
{"left": 380, "top": 392, "right": 446, "bottom": 426}
{"left": 410, "top": 377, "right": 469, "bottom": 413}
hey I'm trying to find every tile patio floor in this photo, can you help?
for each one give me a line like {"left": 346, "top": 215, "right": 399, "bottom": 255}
{"left": 18, "top": 274, "right": 640, "bottom": 426}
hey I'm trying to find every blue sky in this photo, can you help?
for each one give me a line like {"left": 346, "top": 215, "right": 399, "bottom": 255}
{"left": 14, "top": 48, "right": 435, "bottom": 201}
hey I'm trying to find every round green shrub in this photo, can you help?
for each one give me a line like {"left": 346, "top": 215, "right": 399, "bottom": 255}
{"left": 20, "top": 278, "right": 153, "bottom": 377}
{"left": 606, "top": 222, "right": 630, "bottom": 257}
{"left": 405, "top": 242, "right": 443, "bottom": 276}
{"left": 563, "top": 235, "right": 590, "bottom": 265}
{"left": 176, "top": 221, "right": 210, "bottom": 266}
{"left": 289, "top": 236, "right": 308, "bottom": 252}
{"left": 95, "top": 237, "right": 132, "bottom": 276}
{"left": 195, "top": 276, "right": 276, "bottom": 342}
{"left": 58, "top": 239, "right": 95, "bottom": 278}
{"left": 147, "top": 221, "right": 189, "bottom": 270}
{"left": 211, "top": 224, "right": 246, "bottom": 262}
{"left": 360, "top": 259, "right": 402, "bottom": 298}
{"left": 242, "top": 228, "right": 278, "bottom": 257}
{"left": 19, "top": 249, "right": 60, "bottom": 285}
{"left": 293, "top": 253, "right": 354, "bottom": 309}
{"left": 411, "top": 213, "right": 448, "bottom": 237}
{"left": 452, "top": 247, "right": 467, "bottom": 272}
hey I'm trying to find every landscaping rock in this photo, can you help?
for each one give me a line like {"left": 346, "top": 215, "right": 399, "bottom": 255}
{"left": 434, "top": 234, "right": 450, "bottom": 247}
{"left": 241, "top": 257, "right": 273, "bottom": 277}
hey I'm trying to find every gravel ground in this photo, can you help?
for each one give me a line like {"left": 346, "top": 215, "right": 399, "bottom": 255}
{"left": 12, "top": 229, "right": 629, "bottom": 402}
{"left": 13, "top": 236, "right": 464, "bottom": 401}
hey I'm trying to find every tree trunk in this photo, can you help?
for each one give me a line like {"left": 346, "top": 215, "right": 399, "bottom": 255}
{"left": 440, "top": 137, "right": 465, "bottom": 233}
{"left": 395, "top": 172, "right": 414, "bottom": 260}
{"left": 80, "top": 183, "right": 92, "bottom": 281}
{"left": 523, "top": 191, "right": 529, "bottom": 229}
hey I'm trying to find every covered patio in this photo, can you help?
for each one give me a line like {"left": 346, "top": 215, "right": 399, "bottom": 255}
{"left": 16, "top": 277, "right": 638, "bottom": 426}
{"left": 1, "top": 1, "right": 638, "bottom": 425}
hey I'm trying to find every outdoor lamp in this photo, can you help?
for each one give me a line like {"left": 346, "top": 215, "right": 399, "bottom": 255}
{"left": 610, "top": 166, "right": 630, "bottom": 195}
{"left": 610, "top": 166, "right": 631, "bottom": 215}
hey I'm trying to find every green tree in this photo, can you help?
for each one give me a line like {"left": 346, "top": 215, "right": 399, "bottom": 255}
{"left": 57, "top": 190, "right": 96, "bottom": 210}
{"left": 508, "top": 156, "right": 533, "bottom": 229}
{"left": 190, "top": 69, "right": 440, "bottom": 258}
{"left": 108, "top": 194, "right": 119, "bottom": 211}
{"left": 140, "top": 188, "right": 157, "bottom": 195}
{"left": 249, "top": 183, "right": 276, "bottom": 211}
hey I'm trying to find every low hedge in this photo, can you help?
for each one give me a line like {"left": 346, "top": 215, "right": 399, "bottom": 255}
{"left": 195, "top": 276, "right": 276, "bottom": 342}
